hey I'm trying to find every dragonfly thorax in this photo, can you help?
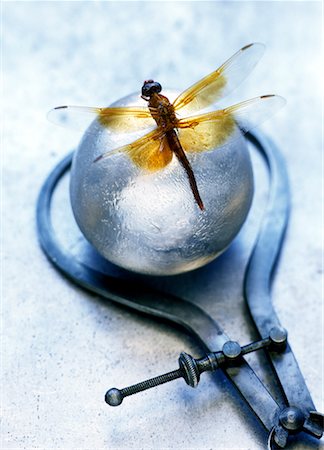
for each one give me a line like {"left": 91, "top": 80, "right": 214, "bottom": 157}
{"left": 148, "top": 94, "right": 178, "bottom": 130}
{"left": 141, "top": 80, "right": 178, "bottom": 129}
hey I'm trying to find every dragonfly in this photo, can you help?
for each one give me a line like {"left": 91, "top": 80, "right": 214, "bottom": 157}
{"left": 48, "top": 43, "right": 285, "bottom": 211}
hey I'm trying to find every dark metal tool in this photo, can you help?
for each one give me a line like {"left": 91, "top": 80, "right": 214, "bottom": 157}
{"left": 36, "top": 131, "right": 323, "bottom": 449}
{"left": 105, "top": 326, "right": 288, "bottom": 406}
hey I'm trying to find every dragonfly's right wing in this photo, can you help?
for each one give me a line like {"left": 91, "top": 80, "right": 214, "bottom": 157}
{"left": 47, "top": 105, "right": 155, "bottom": 133}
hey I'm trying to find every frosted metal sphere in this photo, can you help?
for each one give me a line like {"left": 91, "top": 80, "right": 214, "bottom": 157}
{"left": 70, "top": 91, "right": 254, "bottom": 275}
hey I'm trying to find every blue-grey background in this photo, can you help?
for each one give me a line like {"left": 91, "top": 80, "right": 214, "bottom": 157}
{"left": 2, "top": 2, "right": 323, "bottom": 449}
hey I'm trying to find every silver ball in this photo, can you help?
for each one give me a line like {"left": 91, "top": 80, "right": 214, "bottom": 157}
{"left": 70, "top": 91, "right": 254, "bottom": 275}
{"left": 105, "top": 388, "right": 123, "bottom": 406}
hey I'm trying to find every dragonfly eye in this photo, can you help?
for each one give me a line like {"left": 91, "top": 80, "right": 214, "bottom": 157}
{"left": 142, "top": 80, "right": 162, "bottom": 98}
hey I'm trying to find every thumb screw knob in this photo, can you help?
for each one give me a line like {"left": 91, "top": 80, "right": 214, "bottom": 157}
{"left": 179, "top": 352, "right": 200, "bottom": 387}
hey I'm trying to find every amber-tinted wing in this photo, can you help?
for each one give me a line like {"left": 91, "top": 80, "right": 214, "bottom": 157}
{"left": 47, "top": 105, "right": 155, "bottom": 133}
{"left": 177, "top": 95, "right": 285, "bottom": 153}
{"left": 94, "top": 128, "right": 173, "bottom": 172}
{"left": 173, "top": 43, "right": 265, "bottom": 117}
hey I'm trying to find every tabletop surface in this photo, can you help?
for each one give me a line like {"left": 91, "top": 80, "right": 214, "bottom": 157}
{"left": 2, "top": 2, "right": 323, "bottom": 449}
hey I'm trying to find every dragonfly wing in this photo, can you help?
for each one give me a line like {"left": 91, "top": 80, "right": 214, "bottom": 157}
{"left": 47, "top": 105, "right": 155, "bottom": 133}
{"left": 177, "top": 113, "right": 236, "bottom": 153}
{"left": 173, "top": 43, "right": 265, "bottom": 116}
{"left": 94, "top": 128, "right": 173, "bottom": 172}
{"left": 224, "top": 94, "right": 286, "bottom": 133}
{"left": 97, "top": 106, "right": 155, "bottom": 132}
{"left": 177, "top": 95, "right": 285, "bottom": 153}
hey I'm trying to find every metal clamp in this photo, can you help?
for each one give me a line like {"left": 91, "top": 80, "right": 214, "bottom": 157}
{"left": 36, "top": 131, "right": 323, "bottom": 448}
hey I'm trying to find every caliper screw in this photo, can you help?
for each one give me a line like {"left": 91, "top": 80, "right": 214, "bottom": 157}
{"left": 279, "top": 406, "right": 305, "bottom": 432}
{"left": 105, "top": 352, "right": 200, "bottom": 406}
{"left": 105, "top": 330, "right": 288, "bottom": 407}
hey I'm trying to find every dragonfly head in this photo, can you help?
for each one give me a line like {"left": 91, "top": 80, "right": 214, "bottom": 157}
{"left": 141, "top": 80, "right": 162, "bottom": 100}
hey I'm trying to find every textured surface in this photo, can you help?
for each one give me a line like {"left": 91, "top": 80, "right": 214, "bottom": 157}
{"left": 2, "top": 2, "right": 323, "bottom": 450}
{"left": 70, "top": 91, "right": 253, "bottom": 275}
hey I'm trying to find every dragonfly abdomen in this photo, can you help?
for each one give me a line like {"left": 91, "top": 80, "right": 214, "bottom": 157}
{"left": 166, "top": 129, "right": 205, "bottom": 211}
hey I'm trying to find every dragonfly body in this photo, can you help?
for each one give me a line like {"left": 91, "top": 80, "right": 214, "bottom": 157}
{"left": 142, "top": 80, "right": 205, "bottom": 210}
{"left": 144, "top": 86, "right": 178, "bottom": 130}
{"left": 48, "top": 43, "right": 285, "bottom": 212}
